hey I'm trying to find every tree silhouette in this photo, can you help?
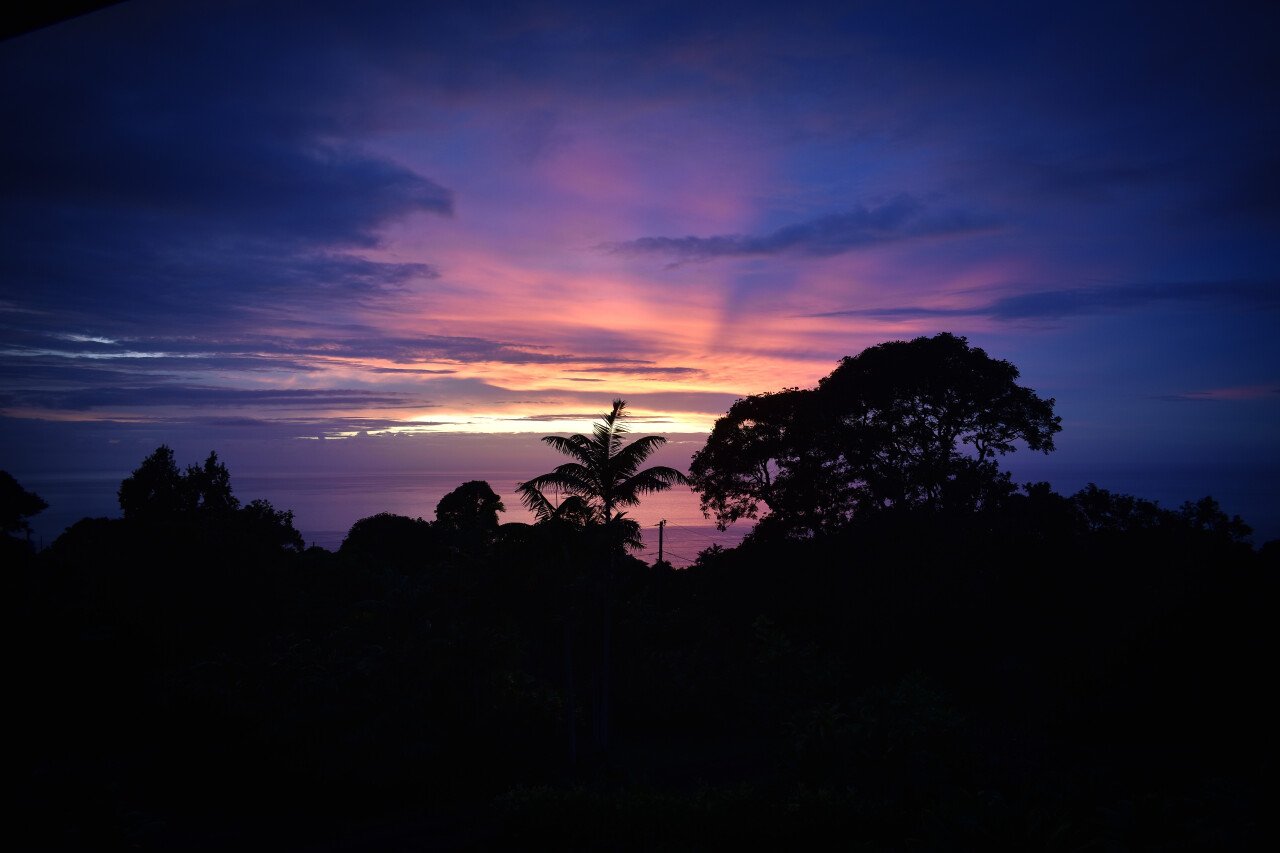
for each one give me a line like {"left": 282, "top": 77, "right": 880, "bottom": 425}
{"left": 517, "top": 400, "right": 689, "bottom": 758}
{"left": 118, "top": 445, "right": 187, "bottom": 519}
{"left": 435, "top": 480, "right": 505, "bottom": 548}
{"left": 240, "top": 498, "right": 305, "bottom": 552}
{"left": 186, "top": 451, "right": 239, "bottom": 515}
{"left": 520, "top": 489, "right": 594, "bottom": 527}
{"left": 1, "top": 470, "right": 48, "bottom": 539}
{"left": 114, "top": 446, "right": 302, "bottom": 553}
{"left": 517, "top": 399, "right": 688, "bottom": 546}
{"left": 691, "top": 333, "right": 1061, "bottom": 536}
{"left": 340, "top": 512, "right": 434, "bottom": 568}
{"left": 118, "top": 446, "right": 239, "bottom": 519}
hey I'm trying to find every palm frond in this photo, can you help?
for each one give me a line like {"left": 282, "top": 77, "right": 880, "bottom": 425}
{"left": 515, "top": 479, "right": 564, "bottom": 522}
{"left": 521, "top": 469, "right": 588, "bottom": 497}
{"left": 607, "top": 511, "right": 644, "bottom": 551}
{"left": 523, "top": 399, "right": 688, "bottom": 536}
{"left": 615, "top": 466, "right": 691, "bottom": 505}
{"left": 542, "top": 434, "right": 596, "bottom": 465}
{"left": 611, "top": 434, "right": 668, "bottom": 474}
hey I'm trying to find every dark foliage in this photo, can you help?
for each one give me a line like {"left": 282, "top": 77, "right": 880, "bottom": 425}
{"left": 112, "top": 446, "right": 304, "bottom": 556}
{"left": 435, "top": 479, "right": 505, "bottom": 551}
{"left": 1, "top": 469, "right": 48, "bottom": 537}
{"left": 690, "top": 333, "right": 1061, "bottom": 537}
{"left": 12, "top": 425, "right": 1273, "bottom": 849}
{"left": 339, "top": 511, "right": 435, "bottom": 568}
{"left": 518, "top": 398, "right": 688, "bottom": 544}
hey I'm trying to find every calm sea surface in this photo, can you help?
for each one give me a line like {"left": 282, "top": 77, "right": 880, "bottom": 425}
{"left": 18, "top": 463, "right": 1279, "bottom": 558}
{"left": 22, "top": 471, "right": 747, "bottom": 567}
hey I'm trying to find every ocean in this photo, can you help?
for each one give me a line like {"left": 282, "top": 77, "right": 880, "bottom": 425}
{"left": 15, "top": 461, "right": 1279, "bottom": 559}
{"left": 20, "top": 470, "right": 747, "bottom": 567}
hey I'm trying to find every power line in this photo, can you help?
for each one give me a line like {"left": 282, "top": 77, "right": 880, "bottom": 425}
{"left": 662, "top": 521, "right": 727, "bottom": 547}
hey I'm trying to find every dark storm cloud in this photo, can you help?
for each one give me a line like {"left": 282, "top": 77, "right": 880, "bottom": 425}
{"left": 814, "top": 280, "right": 1280, "bottom": 323}
{"left": 603, "top": 196, "right": 994, "bottom": 263}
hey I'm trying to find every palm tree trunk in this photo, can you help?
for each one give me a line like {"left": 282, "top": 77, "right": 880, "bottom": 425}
{"left": 564, "top": 618, "right": 577, "bottom": 767}
{"left": 588, "top": 539, "right": 616, "bottom": 757}
{"left": 599, "top": 547, "right": 614, "bottom": 754}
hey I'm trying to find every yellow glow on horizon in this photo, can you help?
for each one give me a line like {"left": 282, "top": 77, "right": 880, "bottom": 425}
{"left": 390, "top": 406, "right": 719, "bottom": 435}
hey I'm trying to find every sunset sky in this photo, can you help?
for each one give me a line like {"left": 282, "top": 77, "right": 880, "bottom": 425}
{"left": 2, "top": 1, "right": 1278, "bottom": 541}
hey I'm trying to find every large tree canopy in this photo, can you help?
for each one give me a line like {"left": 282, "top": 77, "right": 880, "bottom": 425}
{"left": 689, "top": 333, "right": 1062, "bottom": 537}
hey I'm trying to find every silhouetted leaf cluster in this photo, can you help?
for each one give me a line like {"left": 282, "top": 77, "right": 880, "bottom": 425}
{"left": 690, "top": 333, "right": 1061, "bottom": 538}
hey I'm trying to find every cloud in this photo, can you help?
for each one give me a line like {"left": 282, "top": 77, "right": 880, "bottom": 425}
{"left": 1153, "top": 386, "right": 1280, "bottom": 403}
{"left": 602, "top": 195, "right": 995, "bottom": 263}
{"left": 813, "top": 280, "right": 1280, "bottom": 322}
{"left": 0, "top": 385, "right": 431, "bottom": 412}
{"left": 571, "top": 366, "right": 704, "bottom": 377}
{"left": 0, "top": 328, "right": 655, "bottom": 386}
{"left": 500, "top": 412, "right": 682, "bottom": 424}
{"left": 0, "top": 14, "right": 455, "bottom": 342}
{"left": 367, "top": 366, "right": 459, "bottom": 375}
{"left": 265, "top": 334, "right": 657, "bottom": 366}
{"left": 501, "top": 412, "right": 633, "bottom": 422}
{"left": 610, "top": 390, "right": 743, "bottom": 414}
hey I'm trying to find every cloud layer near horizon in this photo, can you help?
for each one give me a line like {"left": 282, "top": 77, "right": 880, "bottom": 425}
{"left": 1, "top": 0, "right": 1277, "bottom": 481}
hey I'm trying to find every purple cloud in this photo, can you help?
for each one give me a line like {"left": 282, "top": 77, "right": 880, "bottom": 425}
{"left": 602, "top": 196, "right": 996, "bottom": 263}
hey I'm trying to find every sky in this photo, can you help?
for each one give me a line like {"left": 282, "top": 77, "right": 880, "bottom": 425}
{"left": 2, "top": 0, "right": 1278, "bottom": 542}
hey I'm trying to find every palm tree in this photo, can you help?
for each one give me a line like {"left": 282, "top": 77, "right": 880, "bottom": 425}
{"left": 517, "top": 399, "right": 688, "bottom": 758}
{"left": 516, "top": 398, "right": 689, "bottom": 542}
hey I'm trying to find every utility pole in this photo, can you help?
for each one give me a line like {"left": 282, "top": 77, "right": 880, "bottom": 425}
{"left": 657, "top": 519, "right": 665, "bottom": 564}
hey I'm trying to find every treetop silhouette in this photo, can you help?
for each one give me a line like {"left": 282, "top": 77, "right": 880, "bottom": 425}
{"left": 690, "top": 332, "right": 1062, "bottom": 536}
{"left": 118, "top": 445, "right": 239, "bottom": 520}
{"left": 1, "top": 470, "right": 47, "bottom": 539}
{"left": 115, "top": 445, "right": 303, "bottom": 550}
{"left": 435, "top": 479, "right": 505, "bottom": 539}
{"left": 517, "top": 399, "right": 689, "bottom": 548}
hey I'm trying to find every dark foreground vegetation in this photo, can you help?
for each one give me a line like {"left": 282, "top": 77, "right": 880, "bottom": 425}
{"left": 6, "top": 335, "right": 1275, "bottom": 850}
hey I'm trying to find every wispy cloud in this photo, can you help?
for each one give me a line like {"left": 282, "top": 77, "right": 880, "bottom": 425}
{"left": 601, "top": 195, "right": 995, "bottom": 263}
{"left": 0, "top": 385, "right": 431, "bottom": 412}
{"left": 367, "top": 366, "right": 459, "bottom": 375}
{"left": 501, "top": 412, "right": 677, "bottom": 424}
{"left": 1154, "top": 386, "right": 1280, "bottom": 403}
{"left": 812, "top": 280, "right": 1280, "bottom": 322}
{"left": 571, "top": 366, "right": 704, "bottom": 377}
